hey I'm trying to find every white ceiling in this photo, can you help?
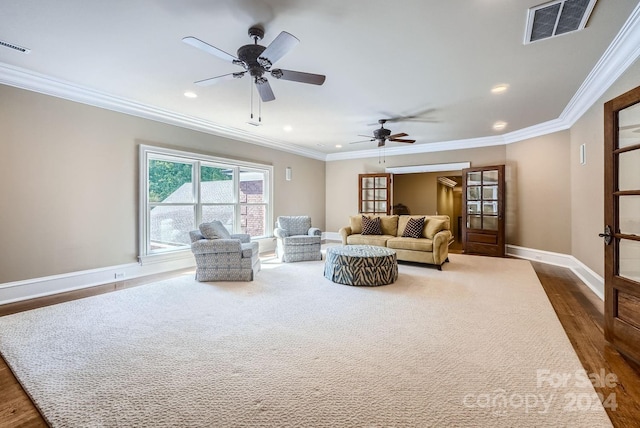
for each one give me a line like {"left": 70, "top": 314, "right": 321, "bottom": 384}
{"left": 1, "top": 0, "right": 639, "bottom": 161}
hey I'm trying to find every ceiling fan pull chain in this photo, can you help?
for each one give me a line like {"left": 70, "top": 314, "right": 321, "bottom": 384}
{"left": 259, "top": 96, "right": 262, "bottom": 122}
{"left": 250, "top": 79, "right": 254, "bottom": 120}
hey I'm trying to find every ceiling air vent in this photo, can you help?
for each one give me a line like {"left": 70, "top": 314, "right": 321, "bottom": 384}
{"left": 525, "top": 0, "right": 597, "bottom": 44}
{"left": 0, "top": 39, "right": 31, "bottom": 54}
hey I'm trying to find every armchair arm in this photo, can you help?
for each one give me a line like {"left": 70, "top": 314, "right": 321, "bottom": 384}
{"left": 230, "top": 233, "right": 250, "bottom": 243}
{"left": 308, "top": 227, "right": 321, "bottom": 237}
{"left": 191, "top": 239, "right": 242, "bottom": 255}
{"left": 432, "top": 230, "right": 452, "bottom": 265}
{"left": 338, "top": 226, "right": 352, "bottom": 245}
{"left": 274, "top": 228, "right": 289, "bottom": 239}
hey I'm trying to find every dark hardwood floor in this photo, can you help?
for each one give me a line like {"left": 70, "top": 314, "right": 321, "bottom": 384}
{"left": 1, "top": 261, "right": 639, "bottom": 427}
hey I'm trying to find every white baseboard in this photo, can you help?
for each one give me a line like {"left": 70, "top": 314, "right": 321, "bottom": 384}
{"left": 506, "top": 245, "right": 604, "bottom": 300}
{"left": 0, "top": 253, "right": 197, "bottom": 306}
{"left": 0, "top": 237, "right": 278, "bottom": 306}
{"left": 0, "top": 241, "right": 604, "bottom": 306}
{"left": 323, "top": 232, "right": 342, "bottom": 242}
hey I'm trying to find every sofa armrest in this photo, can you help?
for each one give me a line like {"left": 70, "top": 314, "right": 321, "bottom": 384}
{"left": 191, "top": 239, "right": 242, "bottom": 255}
{"left": 338, "top": 226, "right": 352, "bottom": 245}
{"left": 230, "top": 233, "right": 250, "bottom": 243}
{"left": 432, "top": 230, "right": 452, "bottom": 265}
{"left": 308, "top": 227, "right": 322, "bottom": 237}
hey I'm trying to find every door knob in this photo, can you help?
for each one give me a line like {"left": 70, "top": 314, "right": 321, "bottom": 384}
{"left": 599, "top": 225, "right": 612, "bottom": 245}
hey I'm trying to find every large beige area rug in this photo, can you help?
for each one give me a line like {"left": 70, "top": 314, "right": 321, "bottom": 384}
{"left": 0, "top": 253, "right": 612, "bottom": 427}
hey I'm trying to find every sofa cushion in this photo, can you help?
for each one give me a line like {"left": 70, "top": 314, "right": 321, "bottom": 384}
{"left": 346, "top": 234, "right": 394, "bottom": 247}
{"left": 386, "top": 237, "right": 434, "bottom": 252}
{"left": 199, "top": 221, "right": 231, "bottom": 239}
{"left": 361, "top": 215, "right": 382, "bottom": 235}
{"left": 349, "top": 215, "right": 363, "bottom": 234}
{"left": 379, "top": 215, "right": 399, "bottom": 236}
{"left": 425, "top": 218, "right": 447, "bottom": 239}
{"left": 351, "top": 215, "right": 399, "bottom": 236}
{"left": 401, "top": 217, "right": 425, "bottom": 238}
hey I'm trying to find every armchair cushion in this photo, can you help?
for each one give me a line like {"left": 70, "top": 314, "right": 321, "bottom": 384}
{"left": 199, "top": 220, "right": 231, "bottom": 239}
{"left": 277, "top": 216, "right": 312, "bottom": 236}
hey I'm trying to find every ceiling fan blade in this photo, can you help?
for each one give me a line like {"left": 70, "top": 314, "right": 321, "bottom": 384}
{"left": 255, "top": 79, "right": 275, "bottom": 102}
{"left": 388, "top": 132, "right": 408, "bottom": 139}
{"left": 390, "top": 138, "right": 416, "bottom": 144}
{"left": 182, "top": 36, "right": 239, "bottom": 63}
{"left": 349, "top": 139, "right": 375, "bottom": 144}
{"left": 259, "top": 31, "right": 299, "bottom": 66}
{"left": 271, "top": 69, "right": 325, "bottom": 85}
{"left": 194, "top": 72, "right": 245, "bottom": 86}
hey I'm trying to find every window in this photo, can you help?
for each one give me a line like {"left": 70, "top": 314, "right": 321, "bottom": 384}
{"left": 139, "top": 145, "right": 272, "bottom": 261}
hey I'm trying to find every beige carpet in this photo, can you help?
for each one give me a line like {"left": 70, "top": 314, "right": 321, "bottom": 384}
{"left": 0, "top": 253, "right": 612, "bottom": 427}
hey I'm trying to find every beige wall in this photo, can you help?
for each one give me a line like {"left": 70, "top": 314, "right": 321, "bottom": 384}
{"left": 325, "top": 146, "right": 506, "bottom": 233}
{"left": 570, "top": 59, "right": 640, "bottom": 277}
{"left": 3, "top": 57, "right": 638, "bottom": 284}
{"left": 505, "top": 131, "right": 572, "bottom": 254}
{"left": 0, "top": 85, "right": 325, "bottom": 283}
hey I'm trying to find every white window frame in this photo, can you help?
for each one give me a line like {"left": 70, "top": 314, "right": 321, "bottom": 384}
{"left": 139, "top": 144, "right": 273, "bottom": 264}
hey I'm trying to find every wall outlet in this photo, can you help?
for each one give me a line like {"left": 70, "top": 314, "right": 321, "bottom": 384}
{"left": 114, "top": 272, "right": 126, "bottom": 280}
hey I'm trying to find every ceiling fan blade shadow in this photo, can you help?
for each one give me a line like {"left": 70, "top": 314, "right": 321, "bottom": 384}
{"left": 383, "top": 108, "right": 438, "bottom": 123}
{"left": 259, "top": 31, "right": 299, "bottom": 66}
{"left": 388, "top": 132, "right": 408, "bottom": 139}
{"left": 255, "top": 79, "right": 275, "bottom": 102}
{"left": 271, "top": 69, "right": 325, "bottom": 85}
{"left": 182, "top": 36, "right": 238, "bottom": 63}
{"left": 390, "top": 138, "right": 416, "bottom": 143}
{"left": 195, "top": 72, "right": 245, "bottom": 86}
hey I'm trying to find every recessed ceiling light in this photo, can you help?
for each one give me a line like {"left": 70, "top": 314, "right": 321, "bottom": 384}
{"left": 491, "top": 84, "right": 510, "bottom": 94}
{"left": 184, "top": 91, "right": 198, "bottom": 98}
{"left": 283, "top": 125, "right": 293, "bottom": 132}
{"left": 493, "top": 121, "right": 508, "bottom": 131}
{"left": 335, "top": 144, "right": 343, "bottom": 148}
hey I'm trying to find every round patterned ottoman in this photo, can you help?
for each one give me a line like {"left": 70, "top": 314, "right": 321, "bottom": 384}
{"left": 324, "top": 245, "right": 398, "bottom": 286}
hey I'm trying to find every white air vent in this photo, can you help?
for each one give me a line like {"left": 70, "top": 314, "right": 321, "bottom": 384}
{"left": 525, "top": 0, "right": 597, "bottom": 44}
{"left": 0, "top": 39, "right": 31, "bottom": 54}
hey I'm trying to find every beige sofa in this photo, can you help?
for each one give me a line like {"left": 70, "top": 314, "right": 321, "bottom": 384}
{"left": 338, "top": 215, "right": 452, "bottom": 270}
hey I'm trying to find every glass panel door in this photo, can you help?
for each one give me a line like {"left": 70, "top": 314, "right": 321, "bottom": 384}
{"left": 359, "top": 173, "right": 391, "bottom": 215}
{"left": 462, "top": 165, "right": 505, "bottom": 257}
{"left": 604, "top": 84, "right": 640, "bottom": 363}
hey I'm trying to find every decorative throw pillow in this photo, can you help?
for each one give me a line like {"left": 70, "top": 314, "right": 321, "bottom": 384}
{"left": 361, "top": 215, "right": 382, "bottom": 235}
{"left": 199, "top": 220, "right": 232, "bottom": 239}
{"left": 402, "top": 217, "right": 425, "bottom": 238}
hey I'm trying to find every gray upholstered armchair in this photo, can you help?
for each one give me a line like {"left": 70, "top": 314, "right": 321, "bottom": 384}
{"left": 274, "top": 216, "right": 322, "bottom": 262}
{"left": 189, "top": 220, "right": 260, "bottom": 281}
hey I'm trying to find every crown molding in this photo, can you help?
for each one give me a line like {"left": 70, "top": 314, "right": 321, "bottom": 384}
{"left": 559, "top": 3, "right": 640, "bottom": 125}
{"left": 0, "top": 63, "right": 327, "bottom": 161}
{"left": 1, "top": 3, "right": 638, "bottom": 163}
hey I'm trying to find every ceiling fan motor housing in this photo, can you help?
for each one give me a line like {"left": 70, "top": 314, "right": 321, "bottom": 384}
{"left": 237, "top": 44, "right": 267, "bottom": 77}
{"left": 373, "top": 127, "right": 391, "bottom": 139}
